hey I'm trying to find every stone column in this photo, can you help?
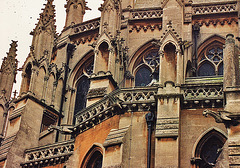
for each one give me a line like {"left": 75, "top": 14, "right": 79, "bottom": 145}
{"left": 223, "top": 34, "right": 240, "bottom": 167}
{"left": 29, "top": 67, "right": 38, "bottom": 94}
{"left": 155, "top": 82, "right": 181, "bottom": 168}
{"left": 176, "top": 49, "right": 183, "bottom": 86}
{"left": 223, "top": 34, "right": 240, "bottom": 90}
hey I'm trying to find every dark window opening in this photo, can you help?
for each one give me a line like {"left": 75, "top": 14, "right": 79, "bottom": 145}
{"left": 74, "top": 76, "right": 90, "bottom": 123}
{"left": 198, "top": 45, "right": 223, "bottom": 77}
{"left": 86, "top": 151, "right": 103, "bottom": 168}
{"left": 199, "top": 136, "right": 224, "bottom": 168}
{"left": 135, "top": 67, "right": 152, "bottom": 86}
{"left": 40, "top": 112, "right": 57, "bottom": 132}
{"left": 198, "top": 63, "right": 215, "bottom": 76}
{"left": 25, "top": 64, "right": 32, "bottom": 92}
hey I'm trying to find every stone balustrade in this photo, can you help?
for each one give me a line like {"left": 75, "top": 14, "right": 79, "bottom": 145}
{"left": 21, "top": 140, "right": 74, "bottom": 167}
{"left": 72, "top": 18, "right": 100, "bottom": 35}
{"left": 130, "top": 8, "right": 163, "bottom": 20}
{"left": 193, "top": 2, "right": 237, "bottom": 15}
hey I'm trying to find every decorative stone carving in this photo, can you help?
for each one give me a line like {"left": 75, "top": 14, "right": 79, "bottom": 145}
{"left": 87, "top": 87, "right": 107, "bottom": 98}
{"left": 21, "top": 140, "right": 74, "bottom": 168}
{"left": 192, "top": 2, "right": 237, "bottom": 15}
{"left": 130, "top": 8, "right": 163, "bottom": 20}
{"left": 72, "top": 18, "right": 100, "bottom": 35}
{"left": 182, "top": 84, "right": 224, "bottom": 108}
{"left": 75, "top": 87, "right": 157, "bottom": 134}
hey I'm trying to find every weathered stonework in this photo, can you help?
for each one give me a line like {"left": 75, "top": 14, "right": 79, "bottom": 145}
{"left": 1, "top": 0, "right": 240, "bottom": 167}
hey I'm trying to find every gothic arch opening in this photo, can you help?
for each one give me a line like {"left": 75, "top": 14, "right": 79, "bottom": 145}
{"left": 81, "top": 145, "right": 103, "bottom": 168}
{"left": 132, "top": 47, "right": 160, "bottom": 87}
{"left": 193, "top": 129, "right": 227, "bottom": 168}
{"left": 74, "top": 76, "right": 90, "bottom": 117}
{"left": 22, "top": 63, "right": 32, "bottom": 93}
{"left": 95, "top": 42, "right": 109, "bottom": 72}
{"left": 162, "top": 42, "right": 177, "bottom": 83}
{"left": 197, "top": 35, "right": 225, "bottom": 77}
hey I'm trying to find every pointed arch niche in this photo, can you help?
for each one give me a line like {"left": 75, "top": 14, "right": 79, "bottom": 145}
{"left": 81, "top": 145, "right": 103, "bottom": 168}
{"left": 94, "top": 42, "right": 109, "bottom": 73}
{"left": 159, "top": 42, "right": 178, "bottom": 85}
{"left": 130, "top": 40, "right": 160, "bottom": 87}
{"left": 20, "top": 63, "right": 32, "bottom": 94}
{"left": 197, "top": 35, "right": 225, "bottom": 77}
{"left": 191, "top": 128, "right": 227, "bottom": 168}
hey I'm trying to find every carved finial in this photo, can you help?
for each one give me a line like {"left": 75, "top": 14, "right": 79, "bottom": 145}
{"left": 39, "top": 0, "right": 56, "bottom": 26}
{"left": 7, "top": 41, "right": 18, "bottom": 58}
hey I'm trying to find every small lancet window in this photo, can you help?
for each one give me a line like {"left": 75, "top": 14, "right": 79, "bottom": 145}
{"left": 74, "top": 76, "right": 90, "bottom": 116}
{"left": 25, "top": 64, "right": 32, "bottom": 92}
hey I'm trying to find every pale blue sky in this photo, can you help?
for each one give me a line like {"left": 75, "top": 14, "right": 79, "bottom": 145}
{"left": 0, "top": 0, "right": 101, "bottom": 96}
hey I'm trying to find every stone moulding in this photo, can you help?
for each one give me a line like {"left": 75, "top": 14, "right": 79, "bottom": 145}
{"left": 155, "top": 118, "right": 179, "bottom": 138}
{"left": 87, "top": 87, "right": 107, "bottom": 99}
{"left": 21, "top": 139, "right": 74, "bottom": 168}
{"left": 103, "top": 126, "right": 130, "bottom": 147}
{"left": 9, "top": 105, "right": 26, "bottom": 121}
{"left": 0, "top": 134, "right": 17, "bottom": 161}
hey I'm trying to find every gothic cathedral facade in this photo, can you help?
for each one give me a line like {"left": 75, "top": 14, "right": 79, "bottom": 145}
{"left": 0, "top": 0, "right": 240, "bottom": 167}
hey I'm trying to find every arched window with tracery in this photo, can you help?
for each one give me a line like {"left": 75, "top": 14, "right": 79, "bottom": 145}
{"left": 134, "top": 50, "right": 160, "bottom": 86}
{"left": 192, "top": 129, "right": 227, "bottom": 168}
{"left": 73, "top": 57, "right": 94, "bottom": 124}
{"left": 81, "top": 145, "right": 103, "bottom": 168}
{"left": 197, "top": 37, "right": 224, "bottom": 77}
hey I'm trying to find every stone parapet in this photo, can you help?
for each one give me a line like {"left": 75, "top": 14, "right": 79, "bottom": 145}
{"left": 75, "top": 87, "right": 157, "bottom": 134}
{"left": 21, "top": 140, "right": 74, "bottom": 168}
{"left": 192, "top": 1, "right": 237, "bottom": 15}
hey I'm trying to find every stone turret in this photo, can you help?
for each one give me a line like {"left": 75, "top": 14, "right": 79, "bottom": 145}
{"left": 30, "top": 0, "right": 56, "bottom": 61}
{"left": 65, "top": 0, "right": 89, "bottom": 28}
{"left": 0, "top": 41, "right": 18, "bottom": 100}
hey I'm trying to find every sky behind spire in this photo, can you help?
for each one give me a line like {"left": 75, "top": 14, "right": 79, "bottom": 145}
{"left": 0, "top": 0, "right": 101, "bottom": 97}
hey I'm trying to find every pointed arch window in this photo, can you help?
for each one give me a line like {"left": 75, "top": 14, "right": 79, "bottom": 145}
{"left": 192, "top": 129, "right": 227, "bottom": 168}
{"left": 26, "top": 64, "right": 32, "bottom": 90}
{"left": 134, "top": 50, "right": 160, "bottom": 86}
{"left": 197, "top": 40, "right": 224, "bottom": 77}
{"left": 82, "top": 146, "right": 103, "bottom": 168}
{"left": 73, "top": 56, "right": 94, "bottom": 124}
